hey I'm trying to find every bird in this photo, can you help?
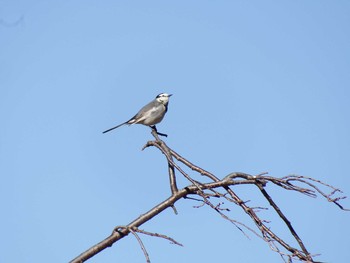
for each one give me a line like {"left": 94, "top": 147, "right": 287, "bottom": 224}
{"left": 103, "top": 93, "right": 172, "bottom": 137}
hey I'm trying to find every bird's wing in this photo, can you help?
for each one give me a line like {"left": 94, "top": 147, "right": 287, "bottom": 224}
{"left": 129, "top": 100, "right": 159, "bottom": 124}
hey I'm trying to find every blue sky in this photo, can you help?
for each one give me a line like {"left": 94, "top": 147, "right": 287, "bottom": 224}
{"left": 1, "top": 1, "right": 350, "bottom": 262}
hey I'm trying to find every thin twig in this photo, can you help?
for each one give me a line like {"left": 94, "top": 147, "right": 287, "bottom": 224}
{"left": 256, "top": 184, "right": 312, "bottom": 261}
{"left": 133, "top": 227, "right": 184, "bottom": 247}
{"left": 129, "top": 227, "right": 151, "bottom": 263}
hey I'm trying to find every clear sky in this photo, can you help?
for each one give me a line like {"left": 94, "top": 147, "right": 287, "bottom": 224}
{"left": 1, "top": 1, "right": 349, "bottom": 262}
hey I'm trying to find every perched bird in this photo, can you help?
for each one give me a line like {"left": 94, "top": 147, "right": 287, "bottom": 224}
{"left": 103, "top": 93, "right": 172, "bottom": 136}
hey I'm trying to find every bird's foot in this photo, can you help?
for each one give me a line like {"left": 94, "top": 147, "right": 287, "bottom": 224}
{"left": 151, "top": 125, "right": 168, "bottom": 137}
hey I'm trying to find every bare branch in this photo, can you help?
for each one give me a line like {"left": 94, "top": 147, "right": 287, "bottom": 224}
{"left": 70, "top": 134, "right": 348, "bottom": 263}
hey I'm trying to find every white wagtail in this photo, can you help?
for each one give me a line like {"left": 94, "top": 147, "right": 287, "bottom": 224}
{"left": 103, "top": 93, "right": 172, "bottom": 137}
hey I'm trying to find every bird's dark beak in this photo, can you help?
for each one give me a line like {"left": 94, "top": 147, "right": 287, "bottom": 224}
{"left": 169, "top": 94, "right": 173, "bottom": 97}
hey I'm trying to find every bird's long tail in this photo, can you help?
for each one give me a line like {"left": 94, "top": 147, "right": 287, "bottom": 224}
{"left": 102, "top": 122, "right": 127, "bottom": 133}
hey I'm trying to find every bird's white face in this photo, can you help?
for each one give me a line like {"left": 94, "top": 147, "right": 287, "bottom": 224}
{"left": 156, "top": 93, "right": 172, "bottom": 104}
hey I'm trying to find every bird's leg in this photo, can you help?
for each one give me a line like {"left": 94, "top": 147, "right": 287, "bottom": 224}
{"left": 151, "top": 125, "right": 168, "bottom": 137}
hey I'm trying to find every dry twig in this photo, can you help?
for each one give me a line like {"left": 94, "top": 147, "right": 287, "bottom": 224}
{"left": 70, "top": 130, "right": 348, "bottom": 263}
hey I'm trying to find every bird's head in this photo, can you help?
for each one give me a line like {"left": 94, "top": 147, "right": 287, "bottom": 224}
{"left": 155, "top": 93, "right": 172, "bottom": 104}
